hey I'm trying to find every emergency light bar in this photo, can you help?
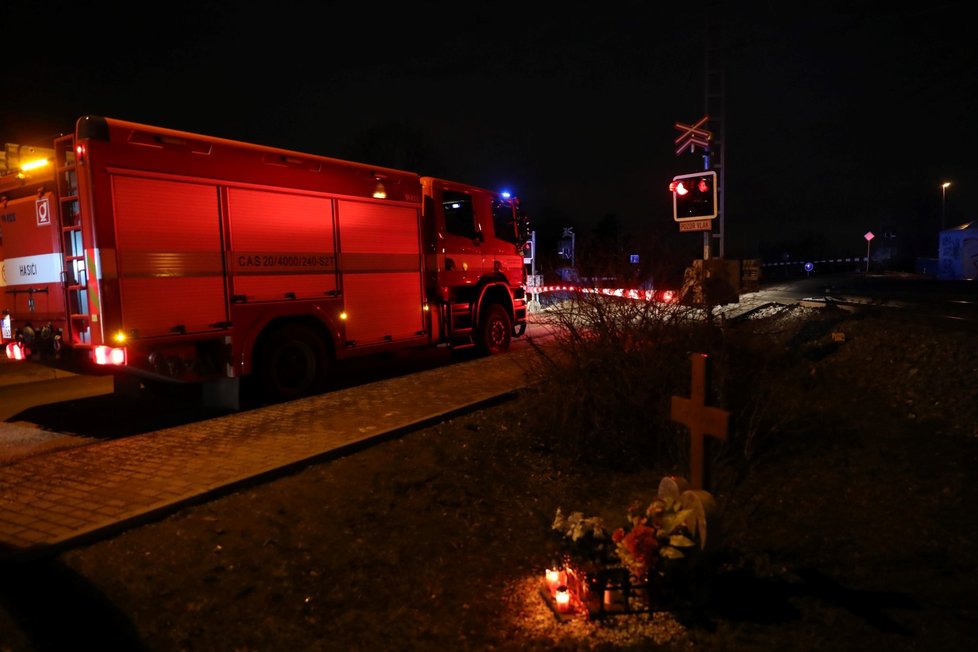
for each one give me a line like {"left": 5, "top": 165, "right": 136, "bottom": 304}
{"left": 20, "top": 158, "right": 52, "bottom": 172}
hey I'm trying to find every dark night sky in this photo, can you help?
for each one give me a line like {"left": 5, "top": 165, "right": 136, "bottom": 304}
{"left": 3, "top": 1, "right": 976, "bottom": 267}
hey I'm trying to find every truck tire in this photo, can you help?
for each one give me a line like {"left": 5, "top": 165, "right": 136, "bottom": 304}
{"left": 475, "top": 303, "right": 512, "bottom": 354}
{"left": 257, "top": 323, "right": 326, "bottom": 401}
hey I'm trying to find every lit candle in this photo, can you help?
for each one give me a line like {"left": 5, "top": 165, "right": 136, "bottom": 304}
{"left": 545, "top": 568, "right": 561, "bottom": 594}
{"left": 555, "top": 585, "right": 571, "bottom": 613}
{"left": 604, "top": 587, "right": 624, "bottom": 607}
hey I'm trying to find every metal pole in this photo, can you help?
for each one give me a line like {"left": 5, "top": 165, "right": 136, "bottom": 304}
{"left": 530, "top": 231, "right": 537, "bottom": 277}
{"left": 702, "top": 152, "right": 711, "bottom": 260}
{"left": 702, "top": 16, "right": 710, "bottom": 262}
{"left": 571, "top": 229, "right": 575, "bottom": 268}
{"left": 705, "top": 5, "right": 726, "bottom": 260}
{"left": 941, "top": 182, "right": 950, "bottom": 230}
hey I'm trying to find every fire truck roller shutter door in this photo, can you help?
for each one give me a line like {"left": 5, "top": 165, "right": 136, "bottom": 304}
{"left": 112, "top": 176, "right": 226, "bottom": 336}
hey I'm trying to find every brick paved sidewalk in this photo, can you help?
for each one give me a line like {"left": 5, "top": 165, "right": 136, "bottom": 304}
{"left": 0, "top": 348, "right": 540, "bottom": 562}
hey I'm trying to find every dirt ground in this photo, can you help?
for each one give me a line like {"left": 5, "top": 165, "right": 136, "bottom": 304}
{"left": 1, "top": 303, "right": 977, "bottom": 651}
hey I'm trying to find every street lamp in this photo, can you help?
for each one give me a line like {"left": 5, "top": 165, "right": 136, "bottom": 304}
{"left": 941, "top": 181, "right": 951, "bottom": 230}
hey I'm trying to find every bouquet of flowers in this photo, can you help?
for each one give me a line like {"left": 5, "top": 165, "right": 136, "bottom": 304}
{"left": 552, "top": 477, "right": 715, "bottom": 581}
{"left": 613, "top": 476, "right": 715, "bottom": 581}
{"left": 550, "top": 508, "right": 615, "bottom": 572}
{"left": 611, "top": 501, "right": 660, "bottom": 581}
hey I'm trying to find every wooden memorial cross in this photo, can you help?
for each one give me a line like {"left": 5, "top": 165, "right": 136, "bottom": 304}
{"left": 670, "top": 353, "right": 730, "bottom": 489}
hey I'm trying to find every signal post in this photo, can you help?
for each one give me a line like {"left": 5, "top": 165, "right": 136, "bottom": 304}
{"left": 672, "top": 117, "right": 738, "bottom": 305}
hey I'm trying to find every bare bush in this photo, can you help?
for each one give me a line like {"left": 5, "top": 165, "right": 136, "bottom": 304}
{"left": 524, "top": 292, "right": 720, "bottom": 471}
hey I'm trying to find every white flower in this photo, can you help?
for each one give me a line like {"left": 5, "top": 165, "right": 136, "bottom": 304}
{"left": 589, "top": 518, "right": 607, "bottom": 539}
{"left": 553, "top": 508, "right": 608, "bottom": 543}
{"left": 567, "top": 512, "right": 587, "bottom": 540}
{"left": 552, "top": 508, "right": 566, "bottom": 532}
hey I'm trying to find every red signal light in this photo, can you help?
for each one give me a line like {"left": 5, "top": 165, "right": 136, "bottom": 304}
{"left": 670, "top": 180, "right": 689, "bottom": 196}
{"left": 697, "top": 178, "right": 709, "bottom": 193}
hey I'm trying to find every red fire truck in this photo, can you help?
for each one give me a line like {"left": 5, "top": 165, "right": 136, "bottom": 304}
{"left": 1, "top": 116, "right": 528, "bottom": 408}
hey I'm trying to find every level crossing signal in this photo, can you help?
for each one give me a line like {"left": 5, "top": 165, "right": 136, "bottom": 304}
{"left": 670, "top": 171, "right": 717, "bottom": 222}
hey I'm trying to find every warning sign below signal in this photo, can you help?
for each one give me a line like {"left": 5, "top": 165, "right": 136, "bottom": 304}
{"left": 678, "top": 219, "right": 713, "bottom": 232}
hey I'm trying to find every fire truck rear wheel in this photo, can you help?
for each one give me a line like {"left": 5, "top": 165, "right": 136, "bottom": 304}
{"left": 476, "top": 304, "right": 512, "bottom": 354}
{"left": 258, "top": 324, "right": 327, "bottom": 401}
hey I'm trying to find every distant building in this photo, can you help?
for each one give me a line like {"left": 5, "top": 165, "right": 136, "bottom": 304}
{"left": 938, "top": 221, "right": 978, "bottom": 280}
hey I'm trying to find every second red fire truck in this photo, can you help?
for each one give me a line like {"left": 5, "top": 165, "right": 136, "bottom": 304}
{"left": 1, "top": 116, "right": 528, "bottom": 408}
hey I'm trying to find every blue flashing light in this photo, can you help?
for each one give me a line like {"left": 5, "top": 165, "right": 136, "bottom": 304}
{"left": 501, "top": 190, "right": 511, "bottom": 199}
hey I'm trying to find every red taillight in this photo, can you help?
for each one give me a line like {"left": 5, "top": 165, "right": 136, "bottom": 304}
{"left": 5, "top": 342, "right": 28, "bottom": 361}
{"left": 661, "top": 290, "right": 676, "bottom": 303}
{"left": 93, "top": 345, "right": 127, "bottom": 366}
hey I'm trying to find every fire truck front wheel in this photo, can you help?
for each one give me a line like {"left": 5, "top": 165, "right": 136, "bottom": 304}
{"left": 475, "top": 304, "right": 512, "bottom": 355}
{"left": 256, "top": 323, "right": 327, "bottom": 401}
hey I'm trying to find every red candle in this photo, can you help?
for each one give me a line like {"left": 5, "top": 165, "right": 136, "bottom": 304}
{"left": 545, "top": 568, "right": 561, "bottom": 594}
{"left": 555, "top": 585, "right": 571, "bottom": 613}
